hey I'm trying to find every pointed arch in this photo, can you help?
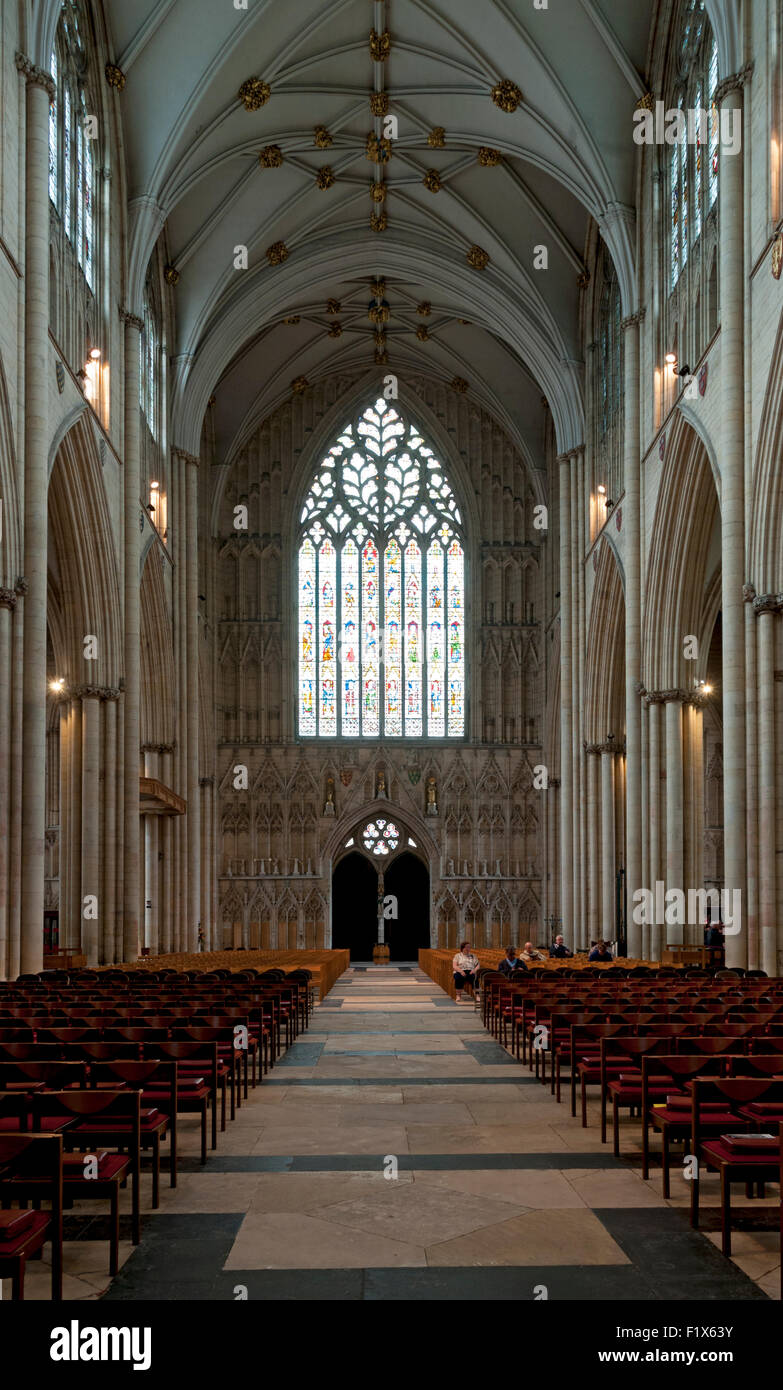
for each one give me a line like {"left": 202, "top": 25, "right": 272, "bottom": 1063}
{"left": 584, "top": 541, "right": 625, "bottom": 743}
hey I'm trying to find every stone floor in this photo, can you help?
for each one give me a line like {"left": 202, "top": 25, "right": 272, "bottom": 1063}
{"left": 12, "top": 965, "right": 780, "bottom": 1300}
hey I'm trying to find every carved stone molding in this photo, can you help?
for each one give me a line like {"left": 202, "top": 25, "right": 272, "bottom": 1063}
{"left": 714, "top": 63, "right": 754, "bottom": 106}
{"left": 119, "top": 307, "right": 144, "bottom": 332}
{"left": 199, "top": 776, "right": 215, "bottom": 787}
{"left": 621, "top": 308, "right": 646, "bottom": 331}
{"left": 583, "top": 742, "right": 602, "bottom": 755}
{"left": 596, "top": 739, "right": 625, "bottom": 755}
{"left": 0, "top": 588, "right": 17, "bottom": 612}
{"left": 753, "top": 593, "right": 783, "bottom": 616}
{"left": 15, "top": 54, "right": 55, "bottom": 99}
{"left": 142, "top": 742, "right": 176, "bottom": 754}
{"left": 172, "top": 446, "right": 200, "bottom": 467}
{"left": 69, "top": 684, "right": 121, "bottom": 701}
{"left": 742, "top": 583, "right": 756, "bottom": 603}
{"left": 15, "top": 577, "right": 28, "bottom": 595}
{"left": 548, "top": 777, "right": 560, "bottom": 788}
{"left": 634, "top": 680, "right": 646, "bottom": 697}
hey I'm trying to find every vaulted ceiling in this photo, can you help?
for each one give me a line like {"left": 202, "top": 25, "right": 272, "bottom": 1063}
{"left": 100, "top": 0, "right": 660, "bottom": 463}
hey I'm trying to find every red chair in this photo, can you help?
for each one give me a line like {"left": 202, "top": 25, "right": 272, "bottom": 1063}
{"left": 0, "top": 1133, "right": 63, "bottom": 1299}
{"left": 89, "top": 1061, "right": 176, "bottom": 1202}
{"left": 29, "top": 1090, "right": 141, "bottom": 1274}
{"left": 689, "top": 1077, "right": 783, "bottom": 1254}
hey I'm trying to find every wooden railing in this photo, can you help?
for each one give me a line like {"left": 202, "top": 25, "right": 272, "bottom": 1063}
{"left": 97, "top": 949, "right": 350, "bottom": 1000}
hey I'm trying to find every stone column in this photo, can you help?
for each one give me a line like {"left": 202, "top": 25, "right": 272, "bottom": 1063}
{"left": 622, "top": 312, "right": 644, "bottom": 958}
{"left": 558, "top": 454, "right": 574, "bottom": 947}
{"left": 67, "top": 697, "right": 82, "bottom": 951}
{"left": 547, "top": 777, "right": 560, "bottom": 930}
{"left": 570, "top": 452, "right": 581, "bottom": 948}
{"left": 184, "top": 452, "right": 201, "bottom": 952}
{"left": 646, "top": 697, "right": 663, "bottom": 960}
{"left": 80, "top": 693, "right": 100, "bottom": 965}
{"left": 743, "top": 587, "right": 759, "bottom": 969}
{"left": 665, "top": 696, "right": 684, "bottom": 947}
{"left": 576, "top": 448, "right": 587, "bottom": 949}
{"left": 716, "top": 69, "right": 752, "bottom": 967}
{"left": 0, "top": 592, "right": 15, "bottom": 977}
{"left": 756, "top": 600, "right": 778, "bottom": 977}
{"left": 16, "top": 56, "right": 55, "bottom": 974}
{"left": 600, "top": 745, "right": 615, "bottom": 940}
{"left": 101, "top": 694, "right": 118, "bottom": 964}
{"left": 8, "top": 585, "right": 25, "bottom": 976}
{"left": 121, "top": 310, "right": 144, "bottom": 962}
{"left": 585, "top": 745, "right": 601, "bottom": 945}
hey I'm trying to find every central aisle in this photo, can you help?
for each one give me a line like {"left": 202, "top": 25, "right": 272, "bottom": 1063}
{"left": 103, "top": 965, "right": 773, "bottom": 1301}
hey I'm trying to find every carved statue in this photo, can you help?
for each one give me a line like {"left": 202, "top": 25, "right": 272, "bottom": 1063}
{"left": 324, "top": 776, "right": 335, "bottom": 816}
{"left": 376, "top": 768, "right": 387, "bottom": 798}
{"left": 425, "top": 774, "right": 438, "bottom": 816}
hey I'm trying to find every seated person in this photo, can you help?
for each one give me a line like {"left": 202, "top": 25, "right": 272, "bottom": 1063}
{"left": 497, "top": 946, "right": 519, "bottom": 978}
{"left": 550, "top": 934, "right": 572, "bottom": 958}
{"left": 511, "top": 953, "right": 529, "bottom": 973}
{"left": 704, "top": 923, "right": 723, "bottom": 950}
{"left": 520, "top": 940, "right": 546, "bottom": 962}
{"left": 588, "top": 940, "right": 613, "bottom": 962}
{"left": 452, "top": 941, "right": 480, "bottom": 1002}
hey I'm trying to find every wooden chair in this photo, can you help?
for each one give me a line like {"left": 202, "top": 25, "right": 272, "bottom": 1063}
{"left": 29, "top": 1090, "right": 141, "bottom": 1274}
{"left": 0, "top": 1133, "right": 63, "bottom": 1299}
{"left": 689, "top": 1077, "right": 783, "bottom": 1255}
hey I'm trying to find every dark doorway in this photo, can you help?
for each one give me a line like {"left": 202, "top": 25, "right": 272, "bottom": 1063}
{"left": 331, "top": 852, "right": 379, "bottom": 960}
{"left": 384, "top": 853, "right": 430, "bottom": 961}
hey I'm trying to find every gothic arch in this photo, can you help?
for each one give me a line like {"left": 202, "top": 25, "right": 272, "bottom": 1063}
{"left": 643, "top": 413, "right": 720, "bottom": 690}
{"left": 140, "top": 547, "right": 175, "bottom": 747}
{"left": 47, "top": 414, "right": 121, "bottom": 687}
{"left": 584, "top": 541, "right": 625, "bottom": 742}
{"left": 749, "top": 304, "right": 783, "bottom": 590}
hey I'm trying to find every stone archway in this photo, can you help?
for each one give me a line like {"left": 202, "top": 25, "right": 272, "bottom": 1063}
{"left": 330, "top": 806, "right": 433, "bottom": 961}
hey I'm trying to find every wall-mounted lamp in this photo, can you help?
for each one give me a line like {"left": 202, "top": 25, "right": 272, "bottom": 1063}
{"left": 665, "top": 352, "right": 677, "bottom": 367}
{"left": 49, "top": 677, "right": 65, "bottom": 694}
{"left": 695, "top": 678, "right": 712, "bottom": 695}
{"left": 150, "top": 480, "right": 159, "bottom": 490}
{"left": 597, "top": 484, "right": 606, "bottom": 496}
{"left": 88, "top": 347, "right": 101, "bottom": 361}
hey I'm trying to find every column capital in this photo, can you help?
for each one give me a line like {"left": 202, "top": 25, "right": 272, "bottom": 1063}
{"left": 753, "top": 592, "right": 783, "bottom": 616}
{"left": 583, "top": 741, "right": 602, "bottom": 755}
{"left": 199, "top": 775, "right": 215, "bottom": 787}
{"left": 15, "top": 576, "right": 28, "bottom": 595}
{"left": 141, "top": 741, "right": 176, "bottom": 754}
{"left": 621, "top": 309, "right": 646, "bottom": 331}
{"left": 714, "top": 63, "right": 754, "bottom": 105}
{"left": 597, "top": 739, "right": 624, "bottom": 755}
{"left": 0, "top": 587, "right": 17, "bottom": 611}
{"left": 68, "top": 683, "right": 121, "bottom": 702}
{"left": 548, "top": 777, "right": 560, "bottom": 788}
{"left": 172, "top": 446, "right": 200, "bottom": 467}
{"left": 119, "top": 307, "right": 144, "bottom": 332}
{"left": 634, "top": 680, "right": 646, "bottom": 697}
{"left": 14, "top": 53, "right": 55, "bottom": 99}
{"left": 742, "top": 583, "right": 757, "bottom": 603}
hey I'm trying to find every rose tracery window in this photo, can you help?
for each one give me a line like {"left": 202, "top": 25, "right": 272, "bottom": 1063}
{"left": 362, "top": 819, "right": 400, "bottom": 856}
{"left": 298, "top": 398, "right": 466, "bottom": 738}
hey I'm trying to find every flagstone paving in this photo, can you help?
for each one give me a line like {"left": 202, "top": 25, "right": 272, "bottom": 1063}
{"left": 16, "top": 965, "right": 777, "bottom": 1301}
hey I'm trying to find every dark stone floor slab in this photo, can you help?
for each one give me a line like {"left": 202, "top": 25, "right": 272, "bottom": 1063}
{"left": 177, "top": 1151, "right": 630, "bottom": 1173}
{"left": 459, "top": 1039, "right": 518, "bottom": 1065}
{"left": 595, "top": 1207, "right": 769, "bottom": 1301}
{"left": 101, "top": 1214, "right": 244, "bottom": 1299}
{"left": 363, "top": 1265, "right": 655, "bottom": 1301}
{"left": 265, "top": 1074, "right": 541, "bottom": 1086}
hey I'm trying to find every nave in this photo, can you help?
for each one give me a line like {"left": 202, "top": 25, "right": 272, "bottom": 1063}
{"left": 13, "top": 966, "right": 773, "bottom": 1303}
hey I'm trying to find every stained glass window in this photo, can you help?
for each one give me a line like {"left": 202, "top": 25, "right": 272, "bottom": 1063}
{"left": 49, "top": 5, "right": 96, "bottom": 294}
{"left": 298, "top": 399, "right": 466, "bottom": 738}
{"left": 669, "top": 4, "right": 718, "bottom": 291}
{"left": 362, "top": 819, "right": 401, "bottom": 855}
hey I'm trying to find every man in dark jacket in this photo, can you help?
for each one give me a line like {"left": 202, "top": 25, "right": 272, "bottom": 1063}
{"left": 550, "top": 934, "right": 572, "bottom": 958}
{"left": 498, "top": 946, "right": 519, "bottom": 978}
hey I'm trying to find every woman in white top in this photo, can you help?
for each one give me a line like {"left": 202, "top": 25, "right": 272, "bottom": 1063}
{"left": 452, "top": 941, "right": 480, "bottom": 1002}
